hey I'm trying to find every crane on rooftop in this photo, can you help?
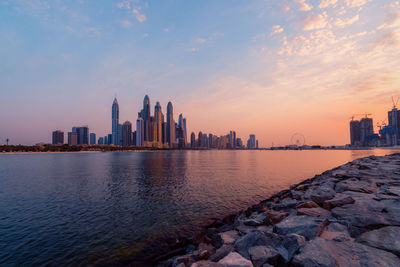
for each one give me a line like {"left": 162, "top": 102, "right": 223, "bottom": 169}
{"left": 392, "top": 96, "right": 399, "bottom": 109}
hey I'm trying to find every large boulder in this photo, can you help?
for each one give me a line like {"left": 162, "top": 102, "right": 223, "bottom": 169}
{"left": 335, "top": 178, "right": 375, "bottom": 193}
{"left": 279, "top": 233, "right": 306, "bottom": 262}
{"left": 209, "top": 244, "right": 234, "bottom": 262}
{"left": 297, "top": 207, "right": 331, "bottom": 217}
{"left": 218, "top": 252, "right": 253, "bottom": 267}
{"left": 356, "top": 226, "right": 400, "bottom": 256}
{"left": 266, "top": 210, "right": 289, "bottom": 224}
{"left": 219, "top": 231, "right": 240, "bottom": 245}
{"left": 320, "top": 222, "right": 351, "bottom": 242}
{"left": 191, "top": 260, "right": 224, "bottom": 267}
{"left": 292, "top": 237, "right": 400, "bottom": 267}
{"left": 305, "top": 186, "right": 336, "bottom": 206}
{"left": 323, "top": 194, "right": 355, "bottom": 210}
{"left": 248, "top": 246, "right": 282, "bottom": 267}
{"left": 273, "top": 215, "right": 328, "bottom": 240}
{"left": 234, "top": 231, "right": 282, "bottom": 259}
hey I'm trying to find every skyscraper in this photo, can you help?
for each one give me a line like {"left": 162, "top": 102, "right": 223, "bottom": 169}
{"left": 122, "top": 121, "right": 132, "bottom": 146}
{"left": 68, "top": 132, "right": 78, "bottom": 145}
{"left": 190, "top": 132, "right": 196, "bottom": 148}
{"left": 229, "top": 131, "right": 236, "bottom": 149}
{"left": 90, "top": 133, "right": 96, "bottom": 145}
{"left": 350, "top": 120, "right": 361, "bottom": 146}
{"left": 154, "top": 102, "right": 163, "bottom": 144}
{"left": 360, "top": 117, "right": 373, "bottom": 146}
{"left": 247, "top": 134, "right": 256, "bottom": 149}
{"left": 72, "top": 126, "right": 89, "bottom": 145}
{"left": 136, "top": 118, "right": 144, "bottom": 146}
{"left": 388, "top": 107, "right": 400, "bottom": 145}
{"left": 167, "top": 101, "right": 175, "bottom": 147}
{"left": 141, "top": 95, "right": 151, "bottom": 141}
{"left": 52, "top": 130, "right": 64, "bottom": 145}
{"left": 112, "top": 98, "right": 119, "bottom": 145}
{"left": 198, "top": 131, "right": 203, "bottom": 147}
{"left": 178, "top": 114, "right": 187, "bottom": 147}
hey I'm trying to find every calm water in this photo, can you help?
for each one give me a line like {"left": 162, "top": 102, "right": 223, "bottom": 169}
{"left": 1, "top": 149, "right": 399, "bottom": 266}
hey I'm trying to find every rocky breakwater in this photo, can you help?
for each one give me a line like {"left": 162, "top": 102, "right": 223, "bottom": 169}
{"left": 157, "top": 153, "right": 400, "bottom": 267}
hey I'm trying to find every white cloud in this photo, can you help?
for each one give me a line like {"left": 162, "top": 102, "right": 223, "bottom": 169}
{"left": 344, "top": 0, "right": 371, "bottom": 8}
{"left": 378, "top": 12, "right": 400, "bottom": 29}
{"left": 117, "top": 1, "right": 131, "bottom": 9}
{"left": 121, "top": 20, "right": 132, "bottom": 28}
{"left": 295, "top": 0, "right": 313, "bottom": 11}
{"left": 319, "top": 0, "right": 338, "bottom": 9}
{"left": 334, "top": 14, "right": 359, "bottom": 28}
{"left": 188, "top": 47, "right": 198, "bottom": 52}
{"left": 133, "top": 8, "right": 146, "bottom": 23}
{"left": 196, "top": 38, "right": 206, "bottom": 43}
{"left": 163, "top": 28, "right": 169, "bottom": 32}
{"left": 383, "top": 1, "right": 400, "bottom": 9}
{"left": 271, "top": 25, "right": 284, "bottom": 35}
{"left": 302, "top": 12, "right": 329, "bottom": 31}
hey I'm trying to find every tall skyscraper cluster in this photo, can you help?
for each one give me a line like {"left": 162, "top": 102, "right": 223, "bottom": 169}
{"left": 189, "top": 130, "right": 259, "bottom": 149}
{"left": 349, "top": 98, "right": 400, "bottom": 147}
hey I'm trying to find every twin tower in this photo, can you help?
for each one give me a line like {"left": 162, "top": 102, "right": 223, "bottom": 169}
{"left": 111, "top": 95, "right": 187, "bottom": 148}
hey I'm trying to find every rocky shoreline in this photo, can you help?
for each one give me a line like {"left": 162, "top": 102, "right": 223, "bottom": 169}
{"left": 156, "top": 153, "right": 400, "bottom": 267}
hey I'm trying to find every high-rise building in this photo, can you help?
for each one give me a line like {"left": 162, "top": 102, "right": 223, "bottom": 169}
{"left": 388, "top": 107, "right": 400, "bottom": 145}
{"left": 98, "top": 137, "right": 104, "bottom": 145}
{"left": 90, "top": 133, "right": 96, "bottom": 145}
{"left": 68, "top": 132, "right": 78, "bottom": 145}
{"left": 198, "top": 131, "right": 203, "bottom": 147}
{"left": 167, "top": 101, "right": 175, "bottom": 147}
{"left": 107, "top": 133, "right": 112, "bottom": 145}
{"left": 247, "top": 134, "right": 256, "bottom": 149}
{"left": 72, "top": 126, "right": 89, "bottom": 145}
{"left": 203, "top": 134, "right": 208, "bottom": 148}
{"left": 208, "top": 134, "right": 213, "bottom": 148}
{"left": 136, "top": 118, "right": 144, "bottom": 146}
{"left": 360, "top": 118, "right": 374, "bottom": 146}
{"left": 350, "top": 120, "right": 361, "bottom": 146}
{"left": 104, "top": 136, "right": 108, "bottom": 145}
{"left": 154, "top": 102, "right": 163, "bottom": 144}
{"left": 122, "top": 121, "right": 132, "bottom": 146}
{"left": 178, "top": 114, "right": 187, "bottom": 147}
{"left": 229, "top": 131, "right": 236, "bottom": 149}
{"left": 190, "top": 132, "right": 196, "bottom": 148}
{"left": 112, "top": 98, "right": 119, "bottom": 145}
{"left": 52, "top": 130, "right": 64, "bottom": 145}
{"left": 132, "top": 131, "right": 137, "bottom": 146}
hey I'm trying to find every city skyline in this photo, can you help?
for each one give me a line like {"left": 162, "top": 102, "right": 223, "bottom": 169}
{"left": 1, "top": 0, "right": 400, "bottom": 145}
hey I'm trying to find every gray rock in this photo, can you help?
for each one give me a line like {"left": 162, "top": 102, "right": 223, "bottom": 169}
{"left": 235, "top": 225, "right": 257, "bottom": 235}
{"left": 323, "top": 193, "right": 355, "bottom": 210}
{"left": 356, "top": 226, "right": 400, "bottom": 256}
{"left": 292, "top": 237, "right": 400, "bottom": 267}
{"left": 335, "top": 178, "right": 375, "bottom": 193}
{"left": 191, "top": 260, "right": 223, "bottom": 267}
{"left": 297, "top": 207, "right": 331, "bottom": 217}
{"left": 234, "top": 231, "right": 282, "bottom": 259}
{"left": 218, "top": 252, "right": 253, "bottom": 267}
{"left": 244, "top": 218, "right": 265, "bottom": 227}
{"left": 248, "top": 246, "right": 282, "bottom": 267}
{"left": 320, "top": 222, "right": 351, "bottom": 242}
{"left": 273, "top": 215, "right": 328, "bottom": 240}
{"left": 219, "top": 231, "right": 240, "bottom": 245}
{"left": 198, "top": 243, "right": 216, "bottom": 260}
{"left": 280, "top": 233, "right": 306, "bottom": 262}
{"left": 266, "top": 210, "right": 289, "bottom": 224}
{"left": 306, "top": 186, "right": 336, "bottom": 205}
{"left": 209, "top": 244, "right": 234, "bottom": 262}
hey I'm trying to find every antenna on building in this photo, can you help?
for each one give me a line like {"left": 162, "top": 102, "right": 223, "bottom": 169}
{"left": 392, "top": 96, "right": 399, "bottom": 109}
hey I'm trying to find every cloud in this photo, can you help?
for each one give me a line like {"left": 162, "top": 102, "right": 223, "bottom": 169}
{"left": 132, "top": 8, "right": 146, "bottom": 23}
{"left": 295, "top": 0, "right": 313, "bottom": 11}
{"left": 196, "top": 38, "right": 206, "bottom": 43}
{"left": 121, "top": 20, "right": 132, "bottom": 28}
{"left": 383, "top": 1, "right": 400, "bottom": 9}
{"left": 163, "top": 28, "right": 169, "bottom": 32}
{"left": 282, "top": 4, "right": 290, "bottom": 13}
{"left": 378, "top": 12, "right": 400, "bottom": 29}
{"left": 319, "top": 0, "right": 338, "bottom": 9}
{"left": 188, "top": 47, "right": 198, "bottom": 52}
{"left": 302, "top": 12, "right": 329, "bottom": 31}
{"left": 271, "top": 25, "right": 284, "bottom": 35}
{"left": 344, "top": 0, "right": 371, "bottom": 8}
{"left": 352, "top": 72, "right": 394, "bottom": 93}
{"left": 334, "top": 14, "right": 359, "bottom": 28}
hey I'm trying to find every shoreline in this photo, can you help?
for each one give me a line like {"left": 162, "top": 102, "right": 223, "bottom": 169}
{"left": 154, "top": 153, "right": 400, "bottom": 267}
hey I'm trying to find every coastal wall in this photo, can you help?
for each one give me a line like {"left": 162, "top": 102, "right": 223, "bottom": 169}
{"left": 157, "top": 153, "right": 400, "bottom": 267}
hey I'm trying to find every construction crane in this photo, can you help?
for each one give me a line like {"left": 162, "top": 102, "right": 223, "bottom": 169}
{"left": 392, "top": 96, "right": 399, "bottom": 109}
{"left": 377, "top": 121, "right": 387, "bottom": 130}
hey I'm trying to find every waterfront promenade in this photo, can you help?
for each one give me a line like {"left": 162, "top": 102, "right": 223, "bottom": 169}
{"left": 157, "top": 153, "right": 400, "bottom": 267}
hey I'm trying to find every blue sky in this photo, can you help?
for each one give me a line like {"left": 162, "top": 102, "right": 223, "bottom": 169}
{"left": 1, "top": 0, "right": 400, "bottom": 145}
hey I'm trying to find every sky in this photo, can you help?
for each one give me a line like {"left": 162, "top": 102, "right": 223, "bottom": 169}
{"left": 1, "top": 0, "right": 400, "bottom": 146}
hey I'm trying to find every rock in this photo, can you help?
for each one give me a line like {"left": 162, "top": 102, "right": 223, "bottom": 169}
{"left": 272, "top": 198, "right": 298, "bottom": 211}
{"left": 323, "top": 194, "right": 355, "bottom": 210}
{"left": 198, "top": 243, "right": 216, "bottom": 260}
{"left": 297, "top": 207, "right": 331, "bottom": 217}
{"left": 280, "top": 233, "right": 306, "bottom": 262}
{"left": 219, "top": 231, "right": 239, "bottom": 245}
{"left": 292, "top": 237, "right": 400, "bottom": 267}
{"left": 244, "top": 218, "right": 265, "bottom": 227}
{"left": 234, "top": 231, "right": 282, "bottom": 259}
{"left": 291, "top": 191, "right": 304, "bottom": 200}
{"left": 273, "top": 215, "right": 328, "bottom": 240}
{"left": 209, "top": 244, "right": 234, "bottom": 262}
{"left": 173, "top": 251, "right": 198, "bottom": 267}
{"left": 266, "top": 210, "right": 289, "bottom": 224}
{"left": 296, "top": 201, "right": 319, "bottom": 209}
{"left": 320, "top": 222, "right": 351, "bottom": 242}
{"left": 255, "top": 226, "right": 273, "bottom": 234}
{"left": 335, "top": 178, "right": 375, "bottom": 193}
{"left": 235, "top": 225, "right": 257, "bottom": 235}
{"left": 218, "top": 252, "right": 253, "bottom": 267}
{"left": 191, "top": 260, "right": 223, "bottom": 267}
{"left": 356, "top": 226, "right": 400, "bottom": 256}
{"left": 307, "top": 186, "right": 336, "bottom": 206}
{"left": 248, "top": 246, "right": 282, "bottom": 267}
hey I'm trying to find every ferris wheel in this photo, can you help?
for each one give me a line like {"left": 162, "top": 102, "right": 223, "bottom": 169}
{"left": 290, "top": 133, "right": 306, "bottom": 147}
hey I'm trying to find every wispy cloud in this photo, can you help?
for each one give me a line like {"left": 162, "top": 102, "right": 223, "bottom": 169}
{"left": 132, "top": 8, "right": 146, "bottom": 23}
{"left": 334, "top": 14, "right": 359, "bottom": 28}
{"left": 319, "top": 0, "right": 338, "bottom": 9}
{"left": 295, "top": 0, "right": 313, "bottom": 11}
{"left": 196, "top": 38, "right": 206, "bottom": 43}
{"left": 378, "top": 12, "right": 400, "bottom": 29}
{"left": 344, "top": 0, "right": 371, "bottom": 8}
{"left": 271, "top": 25, "right": 284, "bottom": 35}
{"left": 302, "top": 12, "right": 329, "bottom": 31}
{"left": 121, "top": 20, "right": 132, "bottom": 28}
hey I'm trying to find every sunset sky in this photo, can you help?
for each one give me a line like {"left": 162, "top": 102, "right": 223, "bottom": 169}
{"left": 1, "top": 0, "right": 400, "bottom": 146}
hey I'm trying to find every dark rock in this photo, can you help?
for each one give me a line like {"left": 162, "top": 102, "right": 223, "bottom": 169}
{"left": 292, "top": 237, "right": 400, "bottom": 267}
{"left": 209, "top": 244, "right": 234, "bottom": 262}
{"left": 273, "top": 215, "right": 328, "bottom": 240}
{"left": 218, "top": 252, "right": 253, "bottom": 267}
{"left": 272, "top": 198, "right": 298, "bottom": 211}
{"left": 356, "top": 226, "right": 400, "bottom": 256}
{"left": 291, "top": 191, "right": 304, "bottom": 200}
{"left": 297, "top": 207, "right": 331, "bottom": 217}
{"left": 197, "top": 243, "right": 216, "bottom": 260}
{"left": 236, "top": 225, "right": 258, "bottom": 235}
{"left": 172, "top": 251, "right": 198, "bottom": 267}
{"left": 219, "top": 230, "right": 239, "bottom": 245}
{"left": 244, "top": 213, "right": 267, "bottom": 226}
{"left": 323, "top": 194, "right": 355, "bottom": 210}
{"left": 266, "top": 210, "right": 289, "bottom": 224}
{"left": 234, "top": 231, "right": 282, "bottom": 259}
{"left": 296, "top": 201, "right": 319, "bottom": 209}
{"left": 335, "top": 179, "right": 375, "bottom": 194}
{"left": 308, "top": 186, "right": 336, "bottom": 206}
{"left": 320, "top": 222, "right": 351, "bottom": 242}
{"left": 280, "top": 233, "right": 306, "bottom": 262}
{"left": 248, "top": 246, "right": 282, "bottom": 267}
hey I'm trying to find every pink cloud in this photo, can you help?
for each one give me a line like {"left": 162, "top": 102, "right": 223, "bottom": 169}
{"left": 302, "top": 12, "right": 329, "bottom": 31}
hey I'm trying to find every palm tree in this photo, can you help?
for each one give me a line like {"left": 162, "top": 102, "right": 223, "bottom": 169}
{"left": 6, "top": 138, "right": 9, "bottom": 146}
